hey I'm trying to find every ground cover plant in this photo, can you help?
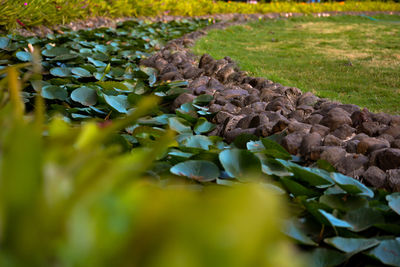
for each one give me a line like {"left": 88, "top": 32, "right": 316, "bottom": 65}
{"left": 1, "top": 18, "right": 400, "bottom": 266}
{"left": 193, "top": 14, "right": 400, "bottom": 114}
{"left": 1, "top": 0, "right": 400, "bottom": 30}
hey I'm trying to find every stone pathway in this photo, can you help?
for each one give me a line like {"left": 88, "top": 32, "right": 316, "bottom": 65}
{"left": 141, "top": 15, "right": 400, "bottom": 191}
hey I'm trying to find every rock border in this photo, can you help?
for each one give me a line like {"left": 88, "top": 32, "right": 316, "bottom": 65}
{"left": 141, "top": 14, "right": 400, "bottom": 191}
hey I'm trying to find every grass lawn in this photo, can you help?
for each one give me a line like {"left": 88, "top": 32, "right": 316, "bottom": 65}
{"left": 192, "top": 15, "right": 400, "bottom": 114}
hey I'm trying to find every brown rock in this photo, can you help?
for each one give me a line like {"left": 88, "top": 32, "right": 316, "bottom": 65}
{"left": 207, "top": 77, "right": 225, "bottom": 91}
{"left": 382, "top": 126, "right": 400, "bottom": 139}
{"left": 310, "top": 124, "right": 330, "bottom": 137}
{"left": 363, "top": 166, "right": 387, "bottom": 189}
{"left": 346, "top": 140, "right": 360, "bottom": 153}
{"left": 324, "top": 134, "right": 343, "bottom": 147}
{"left": 172, "top": 93, "right": 195, "bottom": 109}
{"left": 161, "top": 71, "right": 182, "bottom": 81}
{"left": 221, "top": 88, "right": 249, "bottom": 98}
{"left": 297, "top": 92, "right": 319, "bottom": 107}
{"left": 371, "top": 148, "right": 400, "bottom": 171}
{"left": 392, "top": 139, "right": 400, "bottom": 149}
{"left": 387, "top": 169, "right": 400, "bottom": 192}
{"left": 222, "top": 103, "right": 241, "bottom": 114}
{"left": 320, "top": 107, "right": 352, "bottom": 131}
{"left": 371, "top": 112, "right": 392, "bottom": 125}
{"left": 209, "top": 104, "right": 222, "bottom": 114}
{"left": 320, "top": 147, "right": 347, "bottom": 166}
{"left": 335, "top": 154, "right": 369, "bottom": 177}
{"left": 225, "top": 128, "right": 257, "bottom": 143}
{"left": 244, "top": 95, "right": 260, "bottom": 106}
{"left": 183, "top": 66, "right": 203, "bottom": 79}
{"left": 332, "top": 124, "right": 356, "bottom": 140}
{"left": 215, "top": 111, "right": 233, "bottom": 124}
{"left": 236, "top": 115, "right": 261, "bottom": 129}
{"left": 281, "top": 132, "right": 306, "bottom": 155}
{"left": 223, "top": 115, "right": 246, "bottom": 134}
{"left": 378, "top": 134, "right": 395, "bottom": 143}
{"left": 359, "top": 121, "right": 382, "bottom": 136}
{"left": 250, "top": 102, "right": 268, "bottom": 113}
{"left": 351, "top": 109, "right": 371, "bottom": 128}
{"left": 300, "top": 133, "right": 322, "bottom": 157}
{"left": 288, "top": 121, "right": 312, "bottom": 134}
{"left": 305, "top": 114, "right": 324, "bottom": 125}
{"left": 189, "top": 76, "right": 210, "bottom": 89}
{"left": 357, "top": 137, "right": 390, "bottom": 154}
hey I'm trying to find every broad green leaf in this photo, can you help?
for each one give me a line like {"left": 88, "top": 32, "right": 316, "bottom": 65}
{"left": 50, "top": 67, "right": 71, "bottom": 77}
{"left": 168, "top": 117, "right": 192, "bottom": 134}
{"left": 317, "top": 159, "right": 336, "bottom": 172}
{"left": 247, "top": 140, "right": 265, "bottom": 153}
{"left": 97, "top": 81, "right": 130, "bottom": 92}
{"left": 51, "top": 54, "right": 78, "bottom": 61}
{"left": 0, "top": 37, "right": 9, "bottom": 49}
{"left": 194, "top": 118, "right": 215, "bottom": 134}
{"left": 261, "top": 158, "right": 293, "bottom": 177}
{"left": 281, "top": 177, "right": 321, "bottom": 197}
{"left": 283, "top": 220, "right": 318, "bottom": 246}
{"left": 16, "top": 51, "right": 32, "bottom": 62}
{"left": 170, "top": 160, "right": 219, "bottom": 182}
{"left": 132, "top": 126, "right": 165, "bottom": 146}
{"left": 367, "top": 239, "right": 400, "bottom": 267}
{"left": 261, "top": 138, "right": 291, "bottom": 159}
{"left": 88, "top": 57, "right": 107, "bottom": 67}
{"left": 288, "top": 164, "right": 334, "bottom": 187}
{"left": 318, "top": 209, "right": 352, "bottom": 228}
{"left": 324, "top": 237, "right": 379, "bottom": 254}
{"left": 309, "top": 248, "right": 347, "bottom": 267}
{"left": 42, "top": 47, "right": 70, "bottom": 57}
{"left": 344, "top": 207, "right": 384, "bottom": 232}
{"left": 193, "top": 94, "right": 213, "bottom": 105}
{"left": 233, "top": 133, "right": 258, "bottom": 149}
{"left": 71, "top": 87, "right": 97, "bottom": 106}
{"left": 219, "top": 149, "right": 261, "bottom": 181}
{"left": 386, "top": 193, "right": 400, "bottom": 215}
{"left": 140, "top": 66, "right": 157, "bottom": 86}
{"left": 41, "top": 85, "right": 68, "bottom": 101}
{"left": 319, "top": 195, "right": 368, "bottom": 212}
{"left": 71, "top": 67, "right": 92, "bottom": 78}
{"left": 331, "top": 173, "right": 374, "bottom": 198}
{"left": 103, "top": 94, "right": 129, "bottom": 113}
{"left": 183, "top": 135, "right": 213, "bottom": 150}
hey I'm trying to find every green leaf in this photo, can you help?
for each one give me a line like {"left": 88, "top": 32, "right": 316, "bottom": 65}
{"left": 283, "top": 220, "right": 318, "bottom": 246}
{"left": 103, "top": 95, "right": 129, "bottom": 113}
{"left": 194, "top": 118, "right": 215, "bottom": 134}
{"left": 140, "top": 66, "right": 157, "bottom": 86}
{"left": 331, "top": 172, "right": 374, "bottom": 198}
{"left": 183, "top": 135, "right": 213, "bottom": 150}
{"left": 319, "top": 195, "right": 368, "bottom": 212}
{"left": 261, "top": 158, "right": 293, "bottom": 177}
{"left": 71, "top": 87, "right": 97, "bottom": 106}
{"left": 71, "top": 67, "right": 92, "bottom": 78}
{"left": 132, "top": 126, "right": 165, "bottom": 146}
{"left": 42, "top": 47, "right": 70, "bottom": 57}
{"left": 16, "top": 51, "right": 32, "bottom": 62}
{"left": 88, "top": 57, "right": 107, "bottom": 67}
{"left": 309, "top": 248, "right": 347, "bottom": 267}
{"left": 318, "top": 209, "right": 352, "bottom": 228}
{"left": 281, "top": 177, "right": 321, "bottom": 197}
{"left": 247, "top": 140, "right": 265, "bottom": 153}
{"left": 261, "top": 138, "right": 292, "bottom": 159}
{"left": 367, "top": 239, "right": 400, "bottom": 267}
{"left": 51, "top": 54, "right": 78, "bottom": 61}
{"left": 219, "top": 149, "right": 261, "bottom": 181}
{"left": 41, "top": 85, "right": 68, "bottom": 101}
{"left": 288, "top": 164, "right": 334, "bottom": 187}
{"left": 344, "top": 207, "right": 384, "bottom": 232}
{"left": 317, "top": 159, "right": 336, "bottom": 172}
{"left": 233, "top": 133, "right": 258, "bottom": 149}
{"left": 50, "top": 67, "right": 71, "bottom": 77}
{"left": 0, "top": 37, "right": 10, "bottom": 49}
{"left": 168, "top": 117, "right": 192, "bottom": 134}
{"left": 170, "top": 160, "right": 219, "bottom": 182}
{"left": 97, "top": 81, "right": 130, "bottom": 92}
{"left": 324, "top": 237, "right": 379, "bottom": 254}
{"left": 386, "top": 193, "right": 400, "bottom": 215}
{"left": 193, "top": 94, "right": 213, "bottom": 105}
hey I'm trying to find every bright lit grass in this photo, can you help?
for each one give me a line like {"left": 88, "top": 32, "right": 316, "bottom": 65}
{"left": 1, "top": 0, "right": 400, "bottom": 31}
{"left": 193, "top": 15, "right": 400, "bottom": 114}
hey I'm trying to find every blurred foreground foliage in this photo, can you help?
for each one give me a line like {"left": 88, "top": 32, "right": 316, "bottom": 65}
{"left": 0, "top": 64, "right": 302, "bottom": 266}
{"left": 1, "top": 0, "right": 400, "bottom": 30}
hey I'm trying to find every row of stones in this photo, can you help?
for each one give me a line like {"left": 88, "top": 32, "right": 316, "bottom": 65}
{"left": 141, "top": 21, "right": 400, "bottom": 192}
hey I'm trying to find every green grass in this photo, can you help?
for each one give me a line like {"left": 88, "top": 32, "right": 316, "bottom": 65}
{"left": 1, "top": 0, "right": 400, "bottom": 31}
{"left": 192, "top": 15, "right": 400, "bottom": 114}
